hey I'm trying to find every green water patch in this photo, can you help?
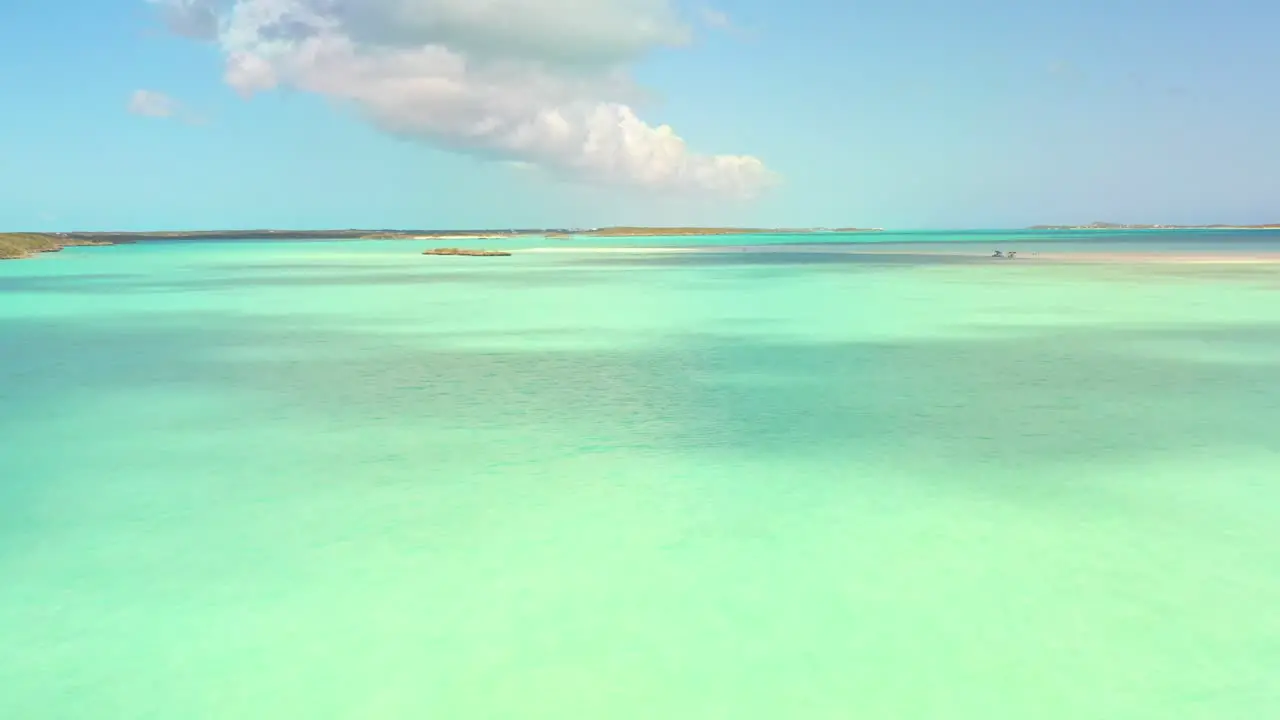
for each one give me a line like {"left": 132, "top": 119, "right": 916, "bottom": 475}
{"left": 4, "top": 240, "right": 1280, "bottom": 718}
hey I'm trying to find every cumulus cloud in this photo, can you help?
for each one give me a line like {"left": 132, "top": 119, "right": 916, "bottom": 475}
{"left": 128, "top": 89, "right": 181, "bottom": 117}
{"left": 151, "top": 0, "right": 776, "bottom": 197}
{"left": 328, "top": 0, "right": 690, "bottom": 66}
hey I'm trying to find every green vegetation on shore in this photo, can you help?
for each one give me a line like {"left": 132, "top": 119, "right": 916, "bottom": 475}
{"left": 0, "top": 233, "right": 111, "bottom": 260}
{"left": 0, "top": 233, "right": 60, "bottom": 259}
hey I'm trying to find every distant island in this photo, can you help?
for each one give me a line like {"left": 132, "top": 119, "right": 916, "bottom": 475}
{"left": 12, "top": 223, "right": 1280, "bottom": 260}
{"left": 1029, "top": 222, "right": 1280, "bottom": 230}
{"left": 547, "top": 226, "right": 883, "bottom": 238}
{"left": 0, "top": 229, "right": 562, "bottom": 259}
{"left": 360, "top": 230, "right": 540, "bottom": 240}
{"left": 0, "top": 233, "right": 110, "bottom": 260}
{"left": 423, "top": 247, "right": 511, "bottom": 257}
{"left": 1, "top": 226, "right": 887, "bottom": 260}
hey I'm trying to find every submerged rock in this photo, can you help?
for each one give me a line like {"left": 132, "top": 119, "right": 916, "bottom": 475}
{"left": 423, "top": 247, "right": 512, "bottom": 257}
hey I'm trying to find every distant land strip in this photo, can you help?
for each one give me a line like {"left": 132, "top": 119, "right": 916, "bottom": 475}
{"left": 0, "top": 233, "right": 112, "bottom": 260}
{"left": 1, "top": 227, "right": 886, "bottom": 259}
{"left": 546, "top": 227, "right": 883, "bottom": 238}
{"left": 10, "top": 224, "right": 1280, "bottom": 260}
{"left": 1029, "top": 222, "right": 1280, "bottom": 230}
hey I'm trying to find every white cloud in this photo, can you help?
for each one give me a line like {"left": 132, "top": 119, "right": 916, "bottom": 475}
{"left": 128, "top": 89, "right": 207, "bottom": 124}
{"left": 327, "top": 0, "right": 690, "bottom": 66}
{"left": 128, "top": 89, "right": 181, "bottom": 117}
{"left": 152, "top": 0, "right": 776, "bottom": 197}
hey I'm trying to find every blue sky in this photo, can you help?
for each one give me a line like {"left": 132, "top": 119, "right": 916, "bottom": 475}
{"left": 2, "top": 0, "right": 1278, "bottom": 231}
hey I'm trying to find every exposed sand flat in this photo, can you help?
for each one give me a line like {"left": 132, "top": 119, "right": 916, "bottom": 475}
{"left": 526, "top": 246, "right": 1280, "bottom": 264}
{"left": 413, "top": 234, "right": 520, "bottom": 240}
{"left": 821, "top": 249, "right": 1280, "bottom": 265}
{"left": 978, "top": 251, "right": 1280, "bottom": 265}
{"left": 1036, "top": 252, "right": 1280, "bottom": 264}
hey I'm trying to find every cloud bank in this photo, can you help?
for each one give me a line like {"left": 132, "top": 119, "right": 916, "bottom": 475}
{"left": 151, "top": 0, "right": 776, "bottom": 197}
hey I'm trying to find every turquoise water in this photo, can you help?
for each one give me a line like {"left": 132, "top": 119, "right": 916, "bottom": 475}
{"left": 3, "top": 232, "right": 1280, "bottom": 718}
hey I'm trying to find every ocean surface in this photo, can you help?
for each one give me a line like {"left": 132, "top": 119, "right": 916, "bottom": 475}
{"left": 3, "top": 230, "right": 1279, "bottom": 718}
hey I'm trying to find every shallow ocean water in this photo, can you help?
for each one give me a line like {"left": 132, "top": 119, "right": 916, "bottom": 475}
{"left": 2, "top": 232, "right": 1280, "bottom": 718}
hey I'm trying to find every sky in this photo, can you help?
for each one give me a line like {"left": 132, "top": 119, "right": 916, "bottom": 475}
{"left": 1, "top": 0, "right": 1278, "bottom": 231}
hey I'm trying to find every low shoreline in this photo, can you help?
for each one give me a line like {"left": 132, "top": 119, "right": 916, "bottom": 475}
{"left": 0, "top": 233, "right": 113, "bottom": 260}
{"left": 1030, "top": 224, "right": 1280, "bottom": 231}
{"left": 6, "top": 229, "right": 1280, "bottom": 265}
{"left": 422, "top": 247, "right": 511, "bottom": 257}
{"left": 545, "top": 227, "right": 884, "bottom": 238}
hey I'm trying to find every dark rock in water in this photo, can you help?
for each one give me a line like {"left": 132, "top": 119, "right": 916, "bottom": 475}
{"left": 422, "top": 247, "right": 512, "bottom": 257}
